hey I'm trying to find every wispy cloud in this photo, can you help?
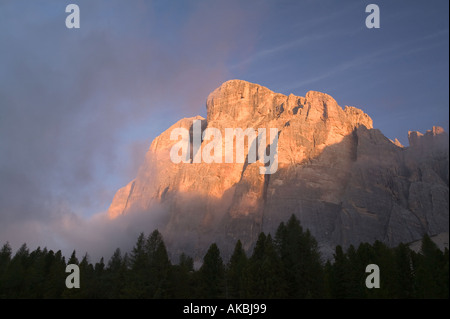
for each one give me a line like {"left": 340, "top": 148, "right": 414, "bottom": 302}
{"left": 231, "top": 31, "right": 337, "bottom": 69}
{"left": 286, "top": 29, "right": 449, "bottom": 91}
{"left": 230, "top": 1, "right": 363, "bottom": 70}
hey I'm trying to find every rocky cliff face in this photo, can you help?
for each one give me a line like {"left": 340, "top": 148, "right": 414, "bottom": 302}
{"left": 108, "top": 80, "right": 449, "bottom": 259}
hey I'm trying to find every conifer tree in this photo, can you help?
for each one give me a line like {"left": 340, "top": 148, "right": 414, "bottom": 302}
{"left": 329, "top": 245, "right": 350, "bottom": 298}
{"left": 124, "top": 232, "right": 149, "bottom": 298}
{"left": 43, "top": 250, "right": 66, "bottom": 298}
{"left": 226, "top": 240, "right": 248, "bottom": 298}
{"left": 149, "top": 230, "right": 171, "bottom": 298}
{"left": 393, "top": 243, "right": 414, "bottom": 298}
{"left": 0, "top": 242, "right": 12, "bottom": 270}
{"left": 274, "top": 215, "right": 324, "bottom": 298}
{"left": 179, "top": 253, "right": 194, "bottom": 272}
{"left": 3, "top": 243, "right": 29, "bottom": 298}
{"left": 169, "top": 253, "right": 194, "bottom": 298}
{"left": 90, "top": 257, "right": 106, "bottom": 298}
{"left": 0, "top": 242, "right": 12, "bottom": 298}
{"left": 198, "top": 243, "right": 225, "bottom": 298}
{"left": 67, "top": 250, "right": 79, "bottom": 265}
{"left": 26, "top": 246, "right": 47, "bottom": 298}
{"left": 106, "top": 248, "right": 127, "bottom": 298}
{"left": 414, "top": 234, "right": 447, "bottom": 298}
{"left": 247, "top": 233, "right": 287, "bottom": 298}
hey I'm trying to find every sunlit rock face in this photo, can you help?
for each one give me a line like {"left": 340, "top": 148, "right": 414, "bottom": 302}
{"left": 108, "top": 80, "right": 449, "bottom": 260}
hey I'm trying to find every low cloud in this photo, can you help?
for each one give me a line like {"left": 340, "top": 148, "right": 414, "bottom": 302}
{"left": 0, "top": 203, "right": 170, "bottom": 262}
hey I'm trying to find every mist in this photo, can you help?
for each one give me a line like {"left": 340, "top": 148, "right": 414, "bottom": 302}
{"left": 0, "top": 0, "right": 264, "bottom": 259}
{"left": 0, "top": 203, "right": 171, "bottom": 263}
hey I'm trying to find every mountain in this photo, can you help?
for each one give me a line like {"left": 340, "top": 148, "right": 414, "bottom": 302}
{"left": 108, "top": 79, "right": 449, "bottom": 259}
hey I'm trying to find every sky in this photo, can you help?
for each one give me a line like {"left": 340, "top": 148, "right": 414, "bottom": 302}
{"left": 0, "top": 0, "right": 448, "bottom": 259}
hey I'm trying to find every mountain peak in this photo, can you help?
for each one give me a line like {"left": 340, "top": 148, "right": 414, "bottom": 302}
{"left": 408, "top": 126, "right": 448, "bottom": 148}
{"left": 206, "top": 79, "right": 373, "bottom": 131}
{"left": 107, "top": 80, "right": 449, "bottom": 260}
{"left": 206, "top": 79, "right": 284, "bottom": 123}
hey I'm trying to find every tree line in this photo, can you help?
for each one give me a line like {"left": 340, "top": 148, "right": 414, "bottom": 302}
{"left": 0, "top": 215, "right": 448, "bottom": 298}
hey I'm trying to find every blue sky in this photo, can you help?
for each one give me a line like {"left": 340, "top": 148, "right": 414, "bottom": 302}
{"left": 0, "top": 0, "right": 448, "bottom": 254}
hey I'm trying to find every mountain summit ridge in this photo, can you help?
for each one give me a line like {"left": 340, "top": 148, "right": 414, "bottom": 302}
{"left": 108, "top": 80, "right": 449, "bottom": 259}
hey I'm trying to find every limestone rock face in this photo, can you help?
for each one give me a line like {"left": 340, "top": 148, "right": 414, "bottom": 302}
{"left": 108, "top": 80, "right": 449, "bottom": 259}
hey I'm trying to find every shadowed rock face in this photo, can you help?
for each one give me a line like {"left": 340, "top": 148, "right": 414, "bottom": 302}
{"left": 108, "top": 79, "right": 449, "bottom": 260}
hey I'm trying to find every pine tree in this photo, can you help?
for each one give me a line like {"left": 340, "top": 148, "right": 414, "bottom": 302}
{"left": 2, "top": 243, "right": 29, "bottom": 298}
{"left": 345, "top": 245, "right": 366, "bottom": 298}
{"left": 106, "top": 248, "right": 127, "bottom": 298}
{"left": 91, "top": 257, "right": 107, "bottom": 298}
{"left": 198, "top": 243, "right": 225, "bottom": 298}
{"left": 247, "top": 233, "right": 287, "bottom": 298}
{"left": 329, "top": 245, "right": 350, "bottom": 298}
{"left": 149, "top": 230, "right": 171, "bottom": 298}
{"left": 124, "top": 232, "right": 149, "bottom": 298}
{"left": 261, "top": 234, "right": 287, "bottom": 298}
{"left": 130, "top": 233, "right": 148, "bottom": 270}
{"left": 0, "top": 242, "right": 12, "bottom": 298}
{"left": 0, "top": 242, "right": 12, "bottom": 269}
{"left": 179, "top": 253, "right": 194, "bottom": 272}
{"left": 443, "top": 248, "right": 449, "bottom": 299}
{"left": 393, "top": 243, "right": 414, "bottom": 298}
{"left": 67, "top": 250, "right": 79, "bottom": 265}
{"left": 323, "top": 260, "right": 333, "bottom": 298}
{"left": 169, "top": 253, "right": 194, "bottom": 298}
{"left": 414, "top": 234, "right": 447, "bottom": 298}
{"left": 226, "top": 240, "right": 248, "bottom": 298}
{"left": 246, "top": 232, "right": 266, "bottom": 298}
{"left": 301, "top": 229, "right": 325, "bottom": 298}
{"left": 274, "top": 215, "right": 324, "bottom": 298}
{"left": 43, "top": 250, "right": 66, "bottom": 298}
{"left": 26, "top": 246, "right": 47, "bottom": 298}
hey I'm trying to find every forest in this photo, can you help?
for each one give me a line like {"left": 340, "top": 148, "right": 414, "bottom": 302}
{"left": 0, "top": 215, "right": 448, "bottom": 299}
